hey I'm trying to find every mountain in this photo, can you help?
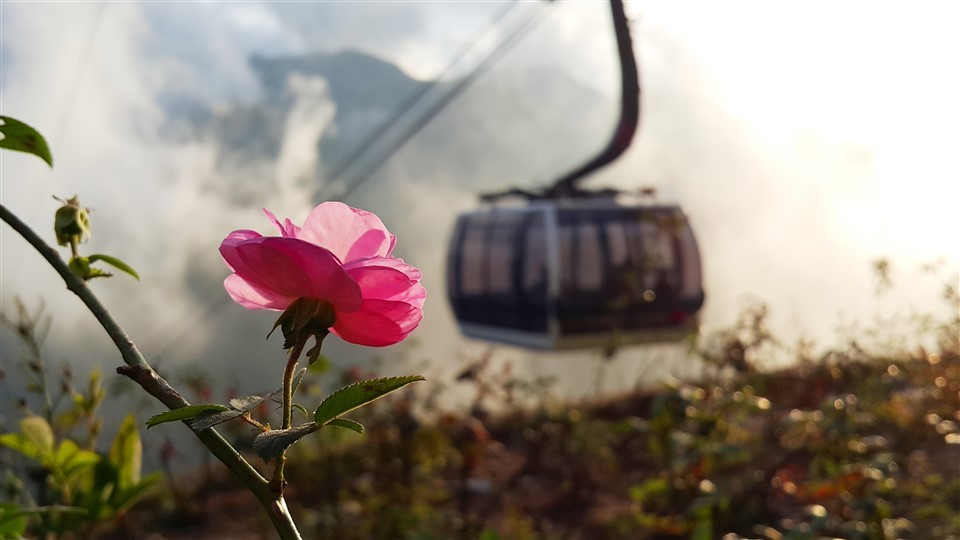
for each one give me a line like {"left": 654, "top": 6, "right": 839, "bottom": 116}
{"left": 196, "top": 49, "right": 617, "bottom": 203}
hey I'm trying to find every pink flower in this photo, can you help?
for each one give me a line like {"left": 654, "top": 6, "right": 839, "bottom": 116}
{"left": 220, "top": 202, "right": 425, "bottom": 347}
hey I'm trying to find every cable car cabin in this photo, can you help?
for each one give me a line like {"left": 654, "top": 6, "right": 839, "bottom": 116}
{"left": 447, "top": 200, "right": 705, "bottom": 350}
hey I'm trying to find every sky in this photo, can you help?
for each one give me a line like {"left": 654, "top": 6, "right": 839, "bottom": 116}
{"left": 1, "top": 0, "right": 959, "bottom": 420}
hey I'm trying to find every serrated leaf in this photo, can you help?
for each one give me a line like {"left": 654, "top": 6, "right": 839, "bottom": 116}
{"left": 186, "top": 409, "right": 243, "bottom": 432}
{"left": 88, "top": 254, "right": 140, "bottom": 281}
{"left": 228, "top": 389, "right": 279, "bottom": 412}
{"left": 327, "top": 418, "right": 365, "bottom": 434}
{"left": 188, "top": 388, "right": 281, "bottom": 432}
{"left": 145, "top": 404, "right": 229, "bottom": 428}
{"left": 251, "top": 423, "right": 318, "bottom": 461}
{"left": 313, "top": 375, "right": 425, "bottom": 426}
{"left": 0, "top": 116, "right": 53, "bottom": 166}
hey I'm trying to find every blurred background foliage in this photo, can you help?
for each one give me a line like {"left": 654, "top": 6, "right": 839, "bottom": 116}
{"left": 2, "top": 260, "right": 957, "bottom": 539}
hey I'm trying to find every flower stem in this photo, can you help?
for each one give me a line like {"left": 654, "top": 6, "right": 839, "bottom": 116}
{"left": 282, "top": 341, "right": 305, "bottom": 431}
{"left": 0, "top": 203, "right": 303, "bottom": 540}
{"left": 271, "top": 339, "right": 307, "bottom": 494}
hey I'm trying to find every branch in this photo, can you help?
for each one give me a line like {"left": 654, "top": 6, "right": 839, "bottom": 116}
{"left": 0, "top": 203, "right": 302, "bottom": 539}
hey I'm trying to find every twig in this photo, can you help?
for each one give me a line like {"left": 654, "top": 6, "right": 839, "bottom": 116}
{"left": 0, "top": 203, "right": 302, "bottom": 540}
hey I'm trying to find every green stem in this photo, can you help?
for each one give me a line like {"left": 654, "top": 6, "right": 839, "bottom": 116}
{"left": 0, "top": 204, "right": 302, "bottom": 540}
{"left": 271, "top": 339, "right": 306, "bottom": 493}
{"left": 282, "top": 341, "right": 305, "bottom": 431}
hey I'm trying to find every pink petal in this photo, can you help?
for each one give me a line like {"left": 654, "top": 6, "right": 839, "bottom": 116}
{"left": 233, "top": 237, "right": 362, "bottom": 312}
{"left": 345, "top": 258, "right": 426, "bottom": 305}
{"left": 344, "top": 229, "right": 390, "bottom": 262}
{"left": 223, "top": 274, "right": 293, "bottom": 310}
{"left": 344, "top": 256, "right": 423, "bottom": 282}
{"left": 220, "top": 229, "right": 263, "bottom": 271}
{"left": 299, "top": 202, "right": 394, "bottom": 262}
{"left": 263, "top": 208, "right": 301, "bottom": 238}
{"left": 284, "top": 218, "right": 302, "bottom": 238}
{"left": 331, "top": 299, "right": 424, "bottom": 347}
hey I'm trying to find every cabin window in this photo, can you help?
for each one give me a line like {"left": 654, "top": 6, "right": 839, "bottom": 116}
{"left": 523, "top": 215, "right": 547, "bottom": 294}
{"left": 459, "top": 219, "right": 487, "bottom": 296}
{"left": 487, "top": 214, "right": 520, "bottom": 294}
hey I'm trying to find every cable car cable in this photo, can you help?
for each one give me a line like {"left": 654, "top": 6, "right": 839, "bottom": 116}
{"left": 318, "top": 0, "right": 520, "bottom": 200}
{"left": 329, "top": 3, "right": 553, "bottom": 202}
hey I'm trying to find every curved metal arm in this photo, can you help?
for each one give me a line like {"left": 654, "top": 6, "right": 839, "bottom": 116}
{"left": 546, "top": 0, "right": 639, "bottom": 198}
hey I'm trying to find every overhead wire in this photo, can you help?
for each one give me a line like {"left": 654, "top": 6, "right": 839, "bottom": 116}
{"left": 329, "top": 1, "right": 554, "bottom": 202}
{"left": 317, "top": 0, "right": 520, "bottom": 201}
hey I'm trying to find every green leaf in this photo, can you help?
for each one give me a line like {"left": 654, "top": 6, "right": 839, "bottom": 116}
{"left": 0, "top": 503, "right": 29, "bottom": 538}
{"left": 327, "top": 418, "right": 365, "bottom": 434}
{"left": 68, "top": 256, "right": 111, "bottom": 281}
{"left": 0, "top": 416, "right": 55, "bottom": 463}
{"left": 145, "top": 404, "right": 230, "bottom": 428}
{"left": 0, "top": 116, "right": 53, "bottom": 167}
{"left": 88, "top": 254, "right": 139, "bottom": 281}
{"left": 188, "top": 388, "right": 281, "bottom": 432}
{"left": 228, "top": 389, "right": 280, "bottom": 412}
{"left": 251, "top": 423, "right": 319, "bottom": 461}
{"left": 51, "top": 440, "right": 99, "bottom": 482}
{"left": 186, "top": 409, "right": 243, "bottom": 432}
{"left": 20, "top": 416, "right": 54, "bottom": 457}
{"left": 313, "top": 375, "right": 425, "bottom": 427}
{"left": 0, "top": 433, "right": 38, "bottom": 461}
{"left": 109, "top": 415, "right": 141, "bottom": 489}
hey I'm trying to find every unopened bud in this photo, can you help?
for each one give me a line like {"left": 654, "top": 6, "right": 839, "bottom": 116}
{"left": 53, "top": 195, "right": 91, "bottom": 247}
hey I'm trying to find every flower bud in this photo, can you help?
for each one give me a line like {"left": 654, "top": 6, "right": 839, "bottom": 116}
{"left": 54, "top": 195, "right": 91, "bottom": 247}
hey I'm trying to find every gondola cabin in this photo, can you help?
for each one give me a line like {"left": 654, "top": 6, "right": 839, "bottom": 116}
{"left": 447, "top": 199, "right": 705, "bottom": 350}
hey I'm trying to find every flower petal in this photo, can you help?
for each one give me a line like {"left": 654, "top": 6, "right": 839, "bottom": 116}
{"left": 299, "top": 202, "right": 394, "bottom": 262}
{"left": 344, "top": 256, "right": 422, "bottom": 282}
{"left": 263, "top": 208, "right": 301, "bottom": 238}
{"left": 345, "top": 257, "right": 426, "bottom": 304}
{"left": 220, "top": 229, "right": 263, "bottom": 271}
{"left": 226, "top": 237, "right": 361, "bottom": 312}
{"left": 331, "top": 299, "right": 424, "bottom": 347}
{"left": 223, "top": 274, "right": 293, "bottom": 310}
